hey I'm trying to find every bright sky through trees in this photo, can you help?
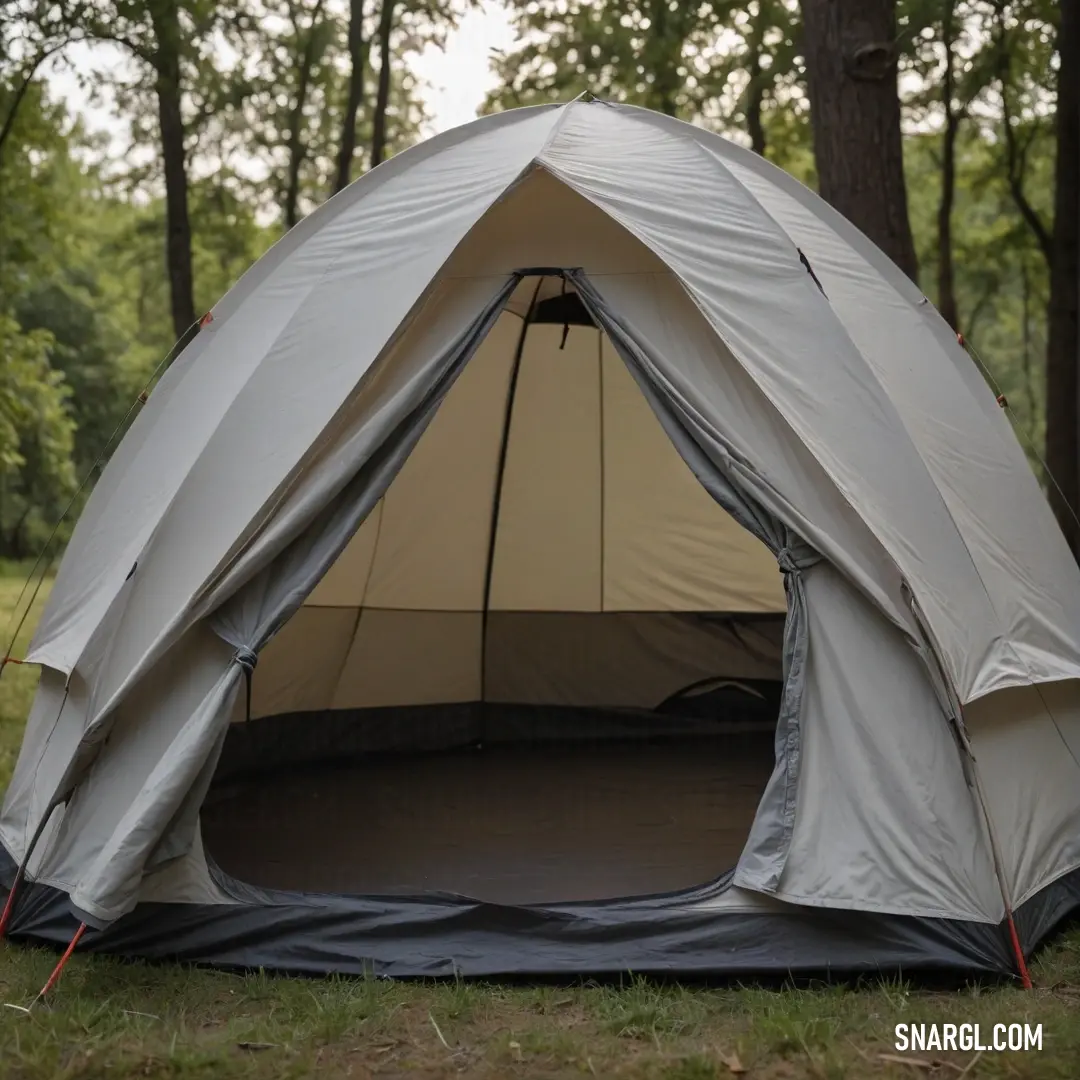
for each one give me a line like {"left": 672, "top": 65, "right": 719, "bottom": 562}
{"left": 45, "top": 0, "right": 516, "bottom": 143}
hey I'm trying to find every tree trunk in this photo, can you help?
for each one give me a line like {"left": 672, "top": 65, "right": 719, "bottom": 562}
{"left": 370, "top": 0, "right": 396, "bottom": 168}
{"left": 799, "top": 0, "right": 919, "bottom": 282}
{"left": 1045, "top": 0, "right": 1080, "bottom": 551}
{"left": 936, "top": 1, "right": 960, "bottom": 331}
{"left": 333, "top": 0, "right": 367, "bottom": 193}
{"left": 650, "top": 0, "right": 679, "bottom": 116}
{"left": 284, "top": 0, "right": 326, "bottom": 230}
{"left": 745, "top": 0, "right": 769, "bottom": 155}
{"left": 148, "top": 0, "right": 196, "bottom": 341}
{"left": 1020, "top": 258, "right": 1037, "bottom": 417}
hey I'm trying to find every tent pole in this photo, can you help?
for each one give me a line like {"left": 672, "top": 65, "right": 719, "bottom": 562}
{"left": 0, "top": 797, "right": 66, "bottom": 938}
{"left": 957, "top": 705, "right": 1034, "bottom": 989}
{"left": 478, "top": 276, "right": 545, "bottom": 744}
{"left": 0, "top": 757, "right": 68, "bottom": 938}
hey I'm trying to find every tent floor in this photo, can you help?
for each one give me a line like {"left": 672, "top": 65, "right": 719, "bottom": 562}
{"left": 202, "top": 736, "right": 775, "bottom": 905}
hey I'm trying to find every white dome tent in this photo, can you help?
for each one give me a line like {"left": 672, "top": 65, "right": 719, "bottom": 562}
{"left": 3, "top": 99, "right": 1080, "bottom": 981}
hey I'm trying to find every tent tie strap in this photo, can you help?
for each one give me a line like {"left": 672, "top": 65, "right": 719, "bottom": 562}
{"left": 234, "top": 648, "right": 258, "bottom": 724}
{"left": 777, "top": 544, "right": 816, "bottom": 578}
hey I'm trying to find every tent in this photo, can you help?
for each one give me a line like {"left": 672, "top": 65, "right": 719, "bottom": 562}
{"left": 3, "top": 99, "right": 1080, "bottom": 981}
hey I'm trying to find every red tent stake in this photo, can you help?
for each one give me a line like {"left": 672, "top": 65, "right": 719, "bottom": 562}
{"left": 34, "top": 923, "right": 87, "bottom": 1002}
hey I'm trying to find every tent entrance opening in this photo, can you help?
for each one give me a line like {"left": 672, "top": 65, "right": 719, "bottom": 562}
{"left": 201, "top": 277, "right": 788, "bottom": 905}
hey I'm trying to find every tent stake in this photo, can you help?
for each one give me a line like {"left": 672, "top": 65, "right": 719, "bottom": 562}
{"left": 1005, "top": 909, "right": 1033, "bottom": 989}
{"left": 33, "top": 923, "right": 87, "bottom": 1003}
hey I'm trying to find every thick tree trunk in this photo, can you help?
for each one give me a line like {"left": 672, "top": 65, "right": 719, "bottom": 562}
{"left": 936, "top": 1, "right": 960, "bottom": 331}
{"left": 799, "top": 0, "right": 919, "bottom": 282}
{"left": 333, "top": 0, "right": 367, "bottom": 193}
{"left": 148, "top": 0, "right": 196, "bottom": 341}
{"left": 370, "top": 0, "right": 396, "bottom": 168}
{"left": 283, "top": 0, "right": 326, "bottom": 230}
{"left": 1045, "top": 0, "right": 1080, "bottom": 551}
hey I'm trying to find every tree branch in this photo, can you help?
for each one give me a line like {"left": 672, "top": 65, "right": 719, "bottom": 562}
{"left": 994, "top": 3, "right": 1054, "bottom": 266}
{"left": 0, "top": 38, "right": 77, "bottom": 159}
{"left": 1002, "top": 107, "right": 1053, "bottom": 264}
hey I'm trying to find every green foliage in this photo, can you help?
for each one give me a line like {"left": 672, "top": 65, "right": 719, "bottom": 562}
{"left": 896, "top": 0, "right": 1060, "bottom": 451}
{"left": 0, "top": 78, "right": 82, "bottom": 556}
{"left": 0, "top": 0, "right": 1070, "bottom": 562}
{"left": 0, "top": 317, "right": 77, "bottom": 558}
{"left": 485, "top": 0, "right": 806, "bottom": 161}
{"left": 907, "top": 125, "right": 1052, "bottom": 443}
{"left": 489, "top": 0, "right": 1062, "bottom": 471}
{"left": 233, "top": 0, "right": 433, "bottom": 222}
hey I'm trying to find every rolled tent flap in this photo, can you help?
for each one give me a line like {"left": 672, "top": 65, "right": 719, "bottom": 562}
{"left": 737, "top": 546, "right": 817, "bottom": 893}
{"left": 569, "top": 270, "right": 820, "bottom": 893}
{"left": 65, "top": 275, "right": 521, "bottom": 925}
{"left": 69, "top": 665, "right": 243, "bottom": 926}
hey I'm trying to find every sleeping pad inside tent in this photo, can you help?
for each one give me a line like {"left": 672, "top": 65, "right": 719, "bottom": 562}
{"left": 200, "top": 279, "right": 787, "bottom": 905}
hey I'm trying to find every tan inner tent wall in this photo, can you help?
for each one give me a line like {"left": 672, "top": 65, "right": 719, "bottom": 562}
{"left": 248, "top": 289, "right": 786, "bottom": 720}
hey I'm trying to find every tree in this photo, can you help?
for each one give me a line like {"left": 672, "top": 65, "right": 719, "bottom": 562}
{"left": 900, "top": 0, "right": 999, "bottom": 331}
{"left": 249, "top": 0, "right": 333, "bottom": 228}
{"left": 147, "top": 0, "right": 195, "bottom": 337}
{"left": 487, "top": 1, "right": 722, "bottom": 116}
{"left": 0, "top": 0, "right": 94, "bottom": 160}
{"left": 238, "top": 0, "right": 431, "bottom": 225}
{"left": 703, "top": 1, "right": 803, "bottom": 157}
{"left": 1045, "top": 0, "right": 1079, "bottom": 547}
{"left": 369, "top": 0, "right": 471, "bottom": 168}
{"left": 0, "top": 315, "right": 77, "bottom": 558}
{"left": 487, "top": 0, "right": 804, "bottom": 155}
{"left": 80, "top": 1, "right": 245, "bottom": 340}
{"left": 332, "top": 0, "right": 368, "bottom": 192}
{"left": 800, "top": 0, "right": 920, "bottom": 281}
{"left": 370, "top": 0, "right": 397, "bottom": 165}
{"left": 745, "top": 0, "right": 775, "bottom": 153}
{"left": 985, "top": 0, "right": 1075, "bottom": 545}
{"left": 932, "top": 0, "right": 961, "bottom": 328}
{"left": 0, "top": 77, "right": 84, "bottom": 557}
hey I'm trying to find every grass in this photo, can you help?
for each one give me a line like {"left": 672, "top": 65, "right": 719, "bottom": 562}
{"left": 2, "top": 573, "right": 1080, "bottom": 1077}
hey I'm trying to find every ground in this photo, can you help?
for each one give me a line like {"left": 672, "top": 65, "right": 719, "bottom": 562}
{"left": 0, "top": 572, "right": 1078, "bottom": 1079}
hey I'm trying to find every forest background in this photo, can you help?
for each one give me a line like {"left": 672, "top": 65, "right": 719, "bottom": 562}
{"left": 0, "top": 0, "right": 1077, "bottom": 566}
